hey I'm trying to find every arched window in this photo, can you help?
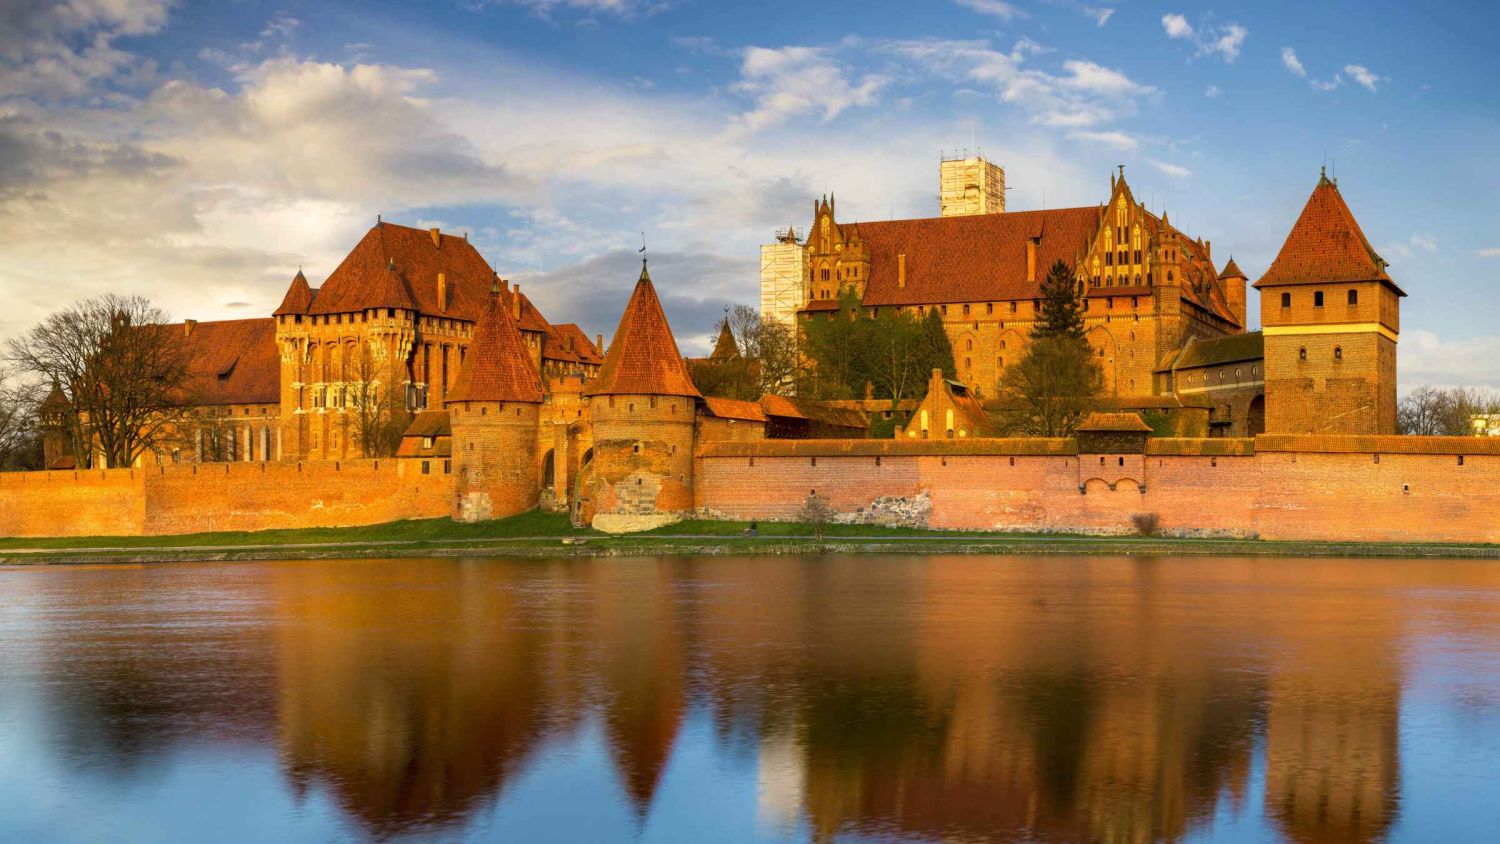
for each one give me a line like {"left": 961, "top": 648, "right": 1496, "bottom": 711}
{"left": 1299, "top": 347, "right": 1307, "bottom": 361}
{"left": 966, "top": 338, "right": 973, "bottom": 351}
{"left": 1334, "top": 346, "right": 1343, "bottom": 360}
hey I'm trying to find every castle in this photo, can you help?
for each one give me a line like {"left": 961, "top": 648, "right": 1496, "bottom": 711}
{"left": 763, "top": 158, "right": 1402, "bottom": 438}
{"left": 15, "top": 159, "right": 1498, "bottom": 544}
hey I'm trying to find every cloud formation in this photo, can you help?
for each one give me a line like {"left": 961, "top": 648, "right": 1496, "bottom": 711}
{"left": 1161, "top": 13, "right": 1246, "bottom": 62}
{"left": 730, "top": 46, "right": 887, "bottom": 134}
{"left": 1281, "top": 47, "right": 1306, "bottom": 77}
{"left": 954, "top": 0, "right": 1025, "bottom": 21}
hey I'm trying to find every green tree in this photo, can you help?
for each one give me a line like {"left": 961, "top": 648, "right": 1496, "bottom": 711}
{"left": 919, "top": 307, "right": 956, "bottom": 379}
{"left": 995, "top": 260, "right": 1102, "bottom": 436}
{"left": 1034, "top": 259, "right": 1086, "bottom": 339}
{"left": 800, "top": 292, "right": 957, "bottom": 406}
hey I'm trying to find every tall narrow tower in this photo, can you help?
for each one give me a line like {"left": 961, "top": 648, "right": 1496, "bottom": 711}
{"left": 759, "top": 225, "right": 807, "bottom": 328}
{"left": 581, "top": 260, "right": 702, "bottom": 526}
{"left": 1254, "top": 171, "right": 1403, "bottom": 435}
{"left": 39, "top": 380, "right": 73, "bottom": 469}
{"left": 446, "top": 281, "right": 545, "bottom": 522}
{"left": 939, "top": 155, "right": 1005, "bottom": 217}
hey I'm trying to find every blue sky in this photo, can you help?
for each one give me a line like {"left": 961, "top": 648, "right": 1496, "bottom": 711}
{"left": 2, "top": 0, "right": 1497, "bottom": 386}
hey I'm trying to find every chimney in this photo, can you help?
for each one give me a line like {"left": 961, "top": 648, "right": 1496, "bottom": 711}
{"left": 596, "top": 334, "right": 604, "bottom": 355}
{"left": 511, "top": 284, "right": 522, "bottom": 320}
{"left": 429, "top": 227, "right": 441, "bottom": 248}
{"left": 1026, "top": 238, "right": 1038, "bottom": 282}
{"left": 184, "top": 319, "right": 197, "bottom": 337}
{"left": 898, "top": 253, "right": 907, "bottom": 288}
{"left": 1204, "top": 239, "right": 1212, "bottom": 259}
{"left": 437, "top": 273, "right": 447, "bottom": 312}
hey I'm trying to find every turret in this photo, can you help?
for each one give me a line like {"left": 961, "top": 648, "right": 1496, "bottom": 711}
{"left": 580, "top": 260, "right": 702, "bottom": 527}
{"left": 446, "top": 280, "right": 545, "bottom": 522}
{"left": 1218, "top": 257, "right": 1248, "bottom": 329}
{"left": 40, "top": 380, "right": 73, "bottom": 469}
{"left": 1254, "top": 170, "right": 1404, "bottom": 434}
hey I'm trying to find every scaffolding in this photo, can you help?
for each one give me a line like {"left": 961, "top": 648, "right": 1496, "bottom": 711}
{"left": 939, "top": 155, "right": 1006, "bottom": 217}
{"left": 760, "top": 233, "right": 807, "bottom": 328}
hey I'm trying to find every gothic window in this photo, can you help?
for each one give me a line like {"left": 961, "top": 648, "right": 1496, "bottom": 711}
{"left": 1105, "top": 252, "right": 1113, "bottom": 267}
{"left": 966, "top": 338, "right": 973, "bottom": 351}
{"left": 1334, "top": 346, "right": 1343, "bottom": 360}
{"left": 1000, "top": 340, "right": 1007, "bottom": 349}
{"left": 1167, "top": 271, "right": 1174, "bottom": 282}
{"left": 1299, "top": 347, "right": 1307, "bottom": 361}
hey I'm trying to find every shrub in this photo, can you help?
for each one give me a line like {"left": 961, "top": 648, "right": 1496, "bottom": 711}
{"left": 1131, "top": 512, "right": 1161, "bottom": 537}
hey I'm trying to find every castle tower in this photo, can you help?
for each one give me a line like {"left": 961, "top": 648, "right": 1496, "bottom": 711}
{"left": 1218, "top": 257, "right": 1248, "bottom": 330}
{"left": 273, "top": 269, "right": 315, "bottom": 460}
{"left": 939, "top": 155, "right": 1005, "bottom": 217}
{"left": 1254, "top": 171, "right": 1403, "bottom": 435}
{"left": 581, "top": 260, "right": 702, "bottom": 526}
{"left": 760, "top": 225, "right": 808, "bottom": 329}
{"left": 446, "top": 281, "right": 545, "bottom": 522}
{"left": 39, "top": 380, "right": 73, "bottom": 469}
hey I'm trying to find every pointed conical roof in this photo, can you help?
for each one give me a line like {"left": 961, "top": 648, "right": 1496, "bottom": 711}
{"left": 583, "top": 261, "right": 701, "bottom": 398}
{"left": 1217, "top": 257, "right": 1246, "bottom": 280}
{"left": 1255, "top": 173, "right": 1404, "bottom": 294}
{"left": 446, "top": 288, "right": 544, "bottom": 404}
{"left": 41, "top": 379, "right": 70, "bottom": 412}
{"left": 364, "top": 259, "right": 418, "bottom": 311}
{"left": 708, "top": 318, "right": 739, "bottom": 362}
{"left": 273, "top": 270, "right": 315, "bottom": 316}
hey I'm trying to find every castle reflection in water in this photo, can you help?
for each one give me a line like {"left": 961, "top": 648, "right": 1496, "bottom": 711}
{"left": 15, "top": 555, "right": 1500, "bottom": 842}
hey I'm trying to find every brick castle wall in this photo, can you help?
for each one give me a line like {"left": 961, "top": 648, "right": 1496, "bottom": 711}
{"left": 584, "top": 394, "right": 697, "bottom": 519}
{"left": 0, "top": 459, "right": 448, "bottom": 538}
{"left": 697, "top": 436, "right": 1500, "bottom": 544}
{"left": 450, "top": 401, "right": 540, "bottom": 522}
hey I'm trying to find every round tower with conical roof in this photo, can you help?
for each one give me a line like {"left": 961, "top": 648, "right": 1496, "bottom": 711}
{"left": 446, "top": 281, "right": 545, "bottom": 522}
{"left": 1218, "top": 257, "right": 1248, "bottom": 329}
{"left": 580, "top": 260, "right": 702, "bottom": 528}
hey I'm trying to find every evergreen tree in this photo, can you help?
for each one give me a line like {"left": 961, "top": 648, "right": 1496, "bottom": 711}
{"left": 1034, "top": 259, "right": 1086, "bottom": 340}
{"left": 920, "top": 307, "right": 957, "bottom": 379}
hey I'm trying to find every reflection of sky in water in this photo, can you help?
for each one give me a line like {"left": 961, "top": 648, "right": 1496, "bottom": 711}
{"left": 1, "top": 556, "right": 1498, "bottom": 842}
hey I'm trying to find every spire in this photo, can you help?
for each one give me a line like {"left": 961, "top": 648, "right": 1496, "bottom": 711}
{"left": 365, "top": 256, "right": 416, "bottom": 311}
{"left": 41, "top": 379, "right": 70, "bottom": 413}
{"left": 1217, "top": 256, "right": 1246, "bottom": 280}
{"left": 583, "top": 263, "right": 702, "bottom": 398}
{"left": 709, "top": 314, "right": 739, "bottom": 362}
{"left": 1255, "top": 174, "right": 1404, "bottom": 294}
{"left": 446, "top": 286, "right": 544, "bottom": 404}
{"left": 273, "top": 268, "right": 315, "bottom": 316}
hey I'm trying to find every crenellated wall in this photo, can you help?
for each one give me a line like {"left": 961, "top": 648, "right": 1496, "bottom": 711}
{"left": 696, "top": 436, "right": 1500, "bottom": 544}
{"left": 0, "top": 459, "right": 450, "bottom": 538}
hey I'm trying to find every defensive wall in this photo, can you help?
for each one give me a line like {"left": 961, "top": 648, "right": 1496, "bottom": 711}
{"left": 0, "top": 459, "right": 450, "bottom": 538}
{"left": 695, "top": 435, "right": 1500, "bottom": 544}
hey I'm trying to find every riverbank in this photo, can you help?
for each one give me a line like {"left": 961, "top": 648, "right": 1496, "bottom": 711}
{"left": 3, "top": 512, "right": 1499, "bottom": 564}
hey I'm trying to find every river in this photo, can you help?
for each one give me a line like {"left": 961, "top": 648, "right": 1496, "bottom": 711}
{"left": 2, "top": 555, "right": 1498, "bottom": 842}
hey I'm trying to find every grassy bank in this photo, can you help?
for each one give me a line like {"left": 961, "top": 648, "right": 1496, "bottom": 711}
{"left": 3, "top": 513, "right": 1499, "bottom": 564}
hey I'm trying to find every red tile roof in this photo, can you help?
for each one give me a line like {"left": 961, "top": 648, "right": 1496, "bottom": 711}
{"left": 709, "top": 320, "right": 739, "bottom": 361}
{"left": 583, "top": 262, "right": 701, "bottom": 398}
{"left": 41, "top": 381, "right": 71, "bottom": 413}
{"left": 446, "top": 291, "right": 544, "bottom": 404}
{"left": 543, "top": 322, "right": 603, "bottom": 365}
{"left": 1077, "top": 411, "right": 1152, "bottom": 433}
{"left": 512, "top": 289, "right": 552, "bottom": 334}
{"left": 396, "top": 410, "right": 452, "bottom": 457}
{"left": 309, "top": 222, "right": 503, "bottom": 317}
{"left": 273, "top": 270, "right": 315, "bottom": 316}
{"left": 759, "top": 395, "right": 868, "bottom": 430}
{"left": 1254, "top": 175, "right": 1404, "bottom": 294}
{"left": 1217, "top": 257, "right": 1246, "bottom": 280}
{"left": 702, "top": 396, "right": 766, "bottom": 422}
{"left": 854, "top": 207, "right": 1099, "bottom": 306}
{"left": 176, "top": 318, "right": 281, "bottom": 407}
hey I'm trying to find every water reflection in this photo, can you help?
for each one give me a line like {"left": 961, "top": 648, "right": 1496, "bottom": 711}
{"left": 2, "top": 556, "right": 1498, "bottom": 842}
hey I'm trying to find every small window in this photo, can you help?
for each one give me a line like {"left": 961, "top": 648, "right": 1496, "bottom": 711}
{"left": 1334, "top": 346, "right": 1343, "bottom": 360}
{"left": 987, "top": 303, "right": 994, "bottom": 315}
{"left": 1348, "top": 289, "right": 1358, "bottom": 306}
{"left": 962, "top": 304, "right": 970, "bottom": 315}
{"left": 1314, "top": 291, "right": 1324, "bottom": 307}
{"left": 421, "top": 461, "right": 430, "bottom": 475}
{"left": 1281, "top": 292, "right": 1291, "bottom": 308}
{"left": 1298, "top": 347, "right": 1307, "bottom": 361}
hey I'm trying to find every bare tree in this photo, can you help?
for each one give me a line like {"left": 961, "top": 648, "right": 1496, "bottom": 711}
{"left": 346, "top": 343, "right": 408, "bottom": 458}
{"left": 994, "top": 336, "right": 1104, "bottom": 437}
{"left": 6, "top": 294, "right": 197, "bottom": 468}
{"left": 1398, "top": 386, "right": 1500, "bottom": 436}
{"left": 0, "top": 366, "right": 44, "bottom": 470}
{"left": 798, "top": 490, "right": 835, "bottom": 542}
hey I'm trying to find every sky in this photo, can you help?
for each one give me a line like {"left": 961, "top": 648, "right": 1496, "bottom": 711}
{"left": 2, "top": 0, "right": 1497, "bottom": 387}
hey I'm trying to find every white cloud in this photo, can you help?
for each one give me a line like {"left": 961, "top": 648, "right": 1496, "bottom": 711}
{"left": 1204, "top": 84, "right": 1221, "bottom": 98}
{"left": 1161, "top": 14, "right": 1247, "bottom": 62}
{"left": 1401, "top": 330, "right": 1500, "bottom": 389}
{"left": 1281, "top": 47, "right": 1306, "bottom": 77}
{"left": 1478, "top": 248, "right": 1500, "bottom": 258}
{"left": 1149, "top": 159, "right": 1192, "bottom": 178}
{"left": 1083, "top": 6, "right": 1115, "bottom": 27}
{"left": 1161, "top": 13, "right": 1193, "bottom": 39}
{"left": 955, "top": 0, "right": 1026, "bottom": 21}
{"left": 729, "top": 46, "right": 887, "bottom": 134}
{"left": 1310, "top": 75, "right": 1342, "bottom": 92}
{"left": 0, "top": 0, "right": 172, "bottom": 98}
{"left": 1068, "top": 130, "right": 1137, "bottom": 150}
{"left": 1382, "top": 232, "right": 1438, "bottom": 258}
{"left": 1344, "top": 63, "right": 1382, "bottom": 91}
{"left": 475, "top": 0, "right": 663, "bottom": 19}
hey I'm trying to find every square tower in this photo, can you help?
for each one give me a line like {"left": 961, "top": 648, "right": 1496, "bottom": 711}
{"left": 939, "top": 155, "right": 1005, "bottom": 217}
{"left": 1254, "top": 172, "right": 1404, "bottom": 435}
